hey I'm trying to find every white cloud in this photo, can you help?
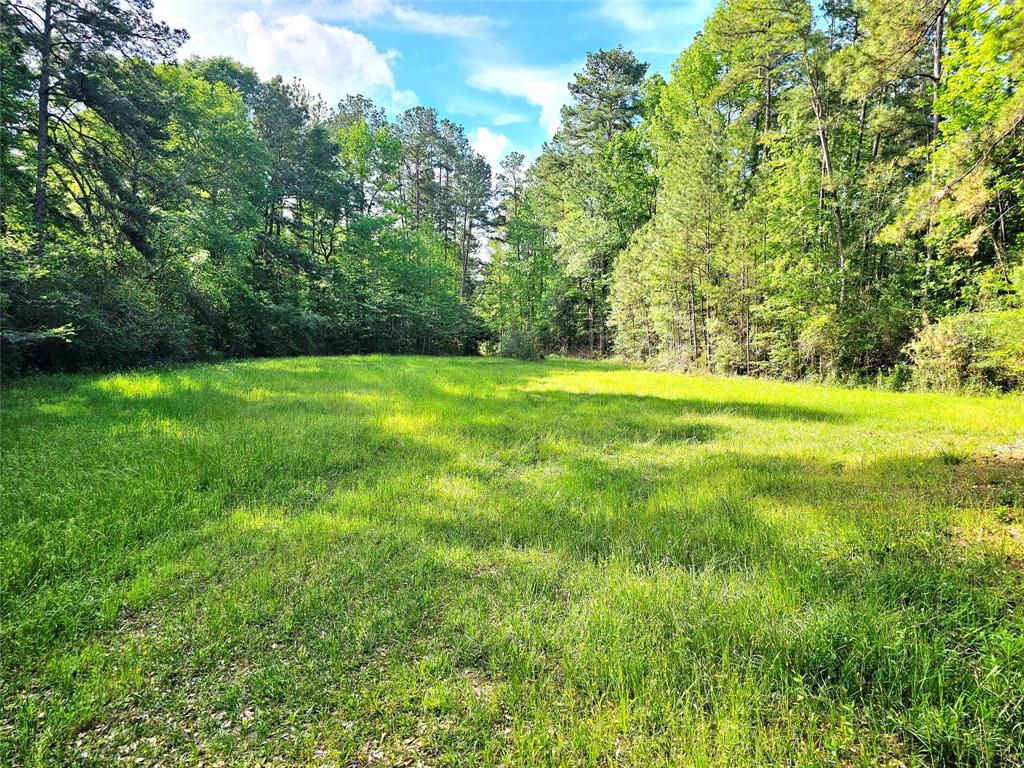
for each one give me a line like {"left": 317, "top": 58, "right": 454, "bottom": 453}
{"left": 238, "top": 12, "right": 397, "bottom": 99}
{"left": 601, "top": 0, "right": 657, "bottom": 32}
{"left": 598, "top": 0, "right": 712, "bottom": 54}
{"left": 446, "top": 96, "right": 527, "bottom": 127}
{"left": 493, "top": 112, "right": 527, "bottom": 126}
{"left": 289, "top": 0, "right": 497, "bottom": 37}
{"left": 469, "top": 127, "right": 510, "bottom": 174}
{"left": 389, "top": 88, "right": 419, "bottom": 111}
{"left": 152, "top": 2, "right": 416, "bottom": 108}
{"left": 468, "top": 64, "right": 575, "bottom": 137}
{"left": 391, "top": 4, "right": 497, "bottom": 38}
{"left": 319, "top": 0, "right": 392, "bottom": 21}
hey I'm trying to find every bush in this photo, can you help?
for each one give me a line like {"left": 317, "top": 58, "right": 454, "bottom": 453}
{"left": 499, "top": 328, "right": 544, "bottom": 361}
{"left": 876, "top": 361, "right": 913, "bottom": 391}
{"left": 907, "top": 310, "right": 1024, "bottom": 391}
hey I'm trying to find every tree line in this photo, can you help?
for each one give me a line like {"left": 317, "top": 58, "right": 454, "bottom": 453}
{"left": 3, "top": 0, "right": 1023, "bottom": 388}
{"left": 480, "top": 0, "right": 1024, "bottom": 388}
{"left": 2, "top": 0, "right": 491, "bottom": 372}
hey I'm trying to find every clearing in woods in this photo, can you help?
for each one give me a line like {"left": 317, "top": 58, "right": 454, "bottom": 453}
{"left": 2, "top": 356, "right": 1023, "bottom": 765}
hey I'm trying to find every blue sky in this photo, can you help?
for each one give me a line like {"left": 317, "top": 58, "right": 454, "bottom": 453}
{"left": 153, "top": 0, "right": 715, "bottom": 169}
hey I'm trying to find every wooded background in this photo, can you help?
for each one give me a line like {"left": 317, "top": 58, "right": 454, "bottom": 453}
{"left": 3, "top": 0, "right": 1022, "bottom": 389}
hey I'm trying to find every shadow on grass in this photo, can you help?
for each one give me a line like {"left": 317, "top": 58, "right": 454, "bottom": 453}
{"left": 3, "top": 356, "right": 1022, "bottom": 765}
{"left": 3, "top": 356, "right": 1009, "bottom": 633}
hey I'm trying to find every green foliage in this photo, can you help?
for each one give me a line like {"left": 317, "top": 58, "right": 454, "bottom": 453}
{"left": 512, "top": 47, "right": 653, "bottom": 355}
{"left": 907, "top": 310, "right": 1024, "bottom": 391}
{"left": 498, "top": 328, "right": 545, "bottom": 361}
{"left": 3, "top": 0, "right": 1022, "bottom": 386}
{"left": 477, "top": 153, "right": 560, "bottom": 352}
{"left": 1, "top": 8, "right": 490, "bottom": 374}
{"left": 487, "top": 0, "right": 1024, "bottom": 390}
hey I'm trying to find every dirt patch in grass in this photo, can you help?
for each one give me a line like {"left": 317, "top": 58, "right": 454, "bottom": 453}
{"left": 357, "top": 725, "right": 438, "bottom": 767}
{"left": 946, "top": 448, "right": 1024, "bottom": 569}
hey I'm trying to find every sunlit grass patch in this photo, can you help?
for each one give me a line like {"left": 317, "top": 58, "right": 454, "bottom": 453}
{"left": 2, "top": 356, "right": 1023, "bottom": 766}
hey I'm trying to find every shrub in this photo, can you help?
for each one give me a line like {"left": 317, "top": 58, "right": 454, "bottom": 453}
{"left": 907, "top": 310, "right": 1024, "bottom": 391}
{"left": 876, "top": 361, "right": 913, "bottom": 391}
{"left": 499, "top": 328, "right": 544, "bottom": 361}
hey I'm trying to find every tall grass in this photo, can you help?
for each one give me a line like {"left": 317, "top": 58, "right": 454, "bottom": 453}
{"left": 2, "top": 356, "right": 1022, "bottom": 765}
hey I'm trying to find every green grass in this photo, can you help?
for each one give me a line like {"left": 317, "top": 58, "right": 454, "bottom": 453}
{"left": 2, "top": 356, "right": 1023, "bottom": 766}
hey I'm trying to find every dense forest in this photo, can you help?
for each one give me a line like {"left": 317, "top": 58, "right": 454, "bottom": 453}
{"left": 482, "top": 0, "right": 1024, "bottom": 388}
{"left": 2, "top": 0, "right": 491, "bottom": 370}
{"left": 3, "top": 0, "right": 1023, "bottom": 388}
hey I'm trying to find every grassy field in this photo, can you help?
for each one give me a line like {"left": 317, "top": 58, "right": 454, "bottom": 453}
{"left": 2, "top": 356, "right": 1023, "bottom": 766}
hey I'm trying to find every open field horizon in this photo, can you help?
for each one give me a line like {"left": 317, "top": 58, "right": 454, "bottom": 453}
{"left": 3, "top": 355, "right": 1023, "bottom": 766}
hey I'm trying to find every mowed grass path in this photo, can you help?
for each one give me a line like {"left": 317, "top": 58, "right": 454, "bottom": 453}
{"left": 2, "top": 356, "right": 1023, "bottom": 766}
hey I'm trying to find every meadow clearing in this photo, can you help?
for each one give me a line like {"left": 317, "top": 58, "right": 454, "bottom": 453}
{"left": 2, "top": 356, "right": 1023, "bottom": 766}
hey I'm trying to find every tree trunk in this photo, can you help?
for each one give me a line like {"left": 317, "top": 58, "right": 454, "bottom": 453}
{"left": 932, "top": 6, "right": 944, "bottom": 141}
{"left": 702, "top": 297, "right": 711, "bottom": 370}
{"left": 853, "top": 98, "right": 867, "bottom": 171}
{"left": 809, "top": 81, "right": 844, "bottom": 254}
{"left": 992, "top": 190, "right": 1009, "bottom": 278}
{"left": 460, "top": 208, "right": 471, "bottom": 299}
{"left": 588, "top": 278, "right": 595, "bottom": 354}
{"left": 688, "top": 270, "right": 698, "bottom": 362}
{"left": 33, "top": 0, "right": 54, "bottom": 258}
{"left": 925, "top": 7, "right": 945, "bottom": 285}
{"left": 745, "top": 305, "right": 751, "bottom": 374}
{"left": 808, "top": 74, "right": 845, "bottom": 303}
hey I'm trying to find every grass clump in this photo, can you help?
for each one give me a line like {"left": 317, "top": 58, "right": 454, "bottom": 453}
{"left": 2, "top": 356, "right": 1023, "bottom": 765}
